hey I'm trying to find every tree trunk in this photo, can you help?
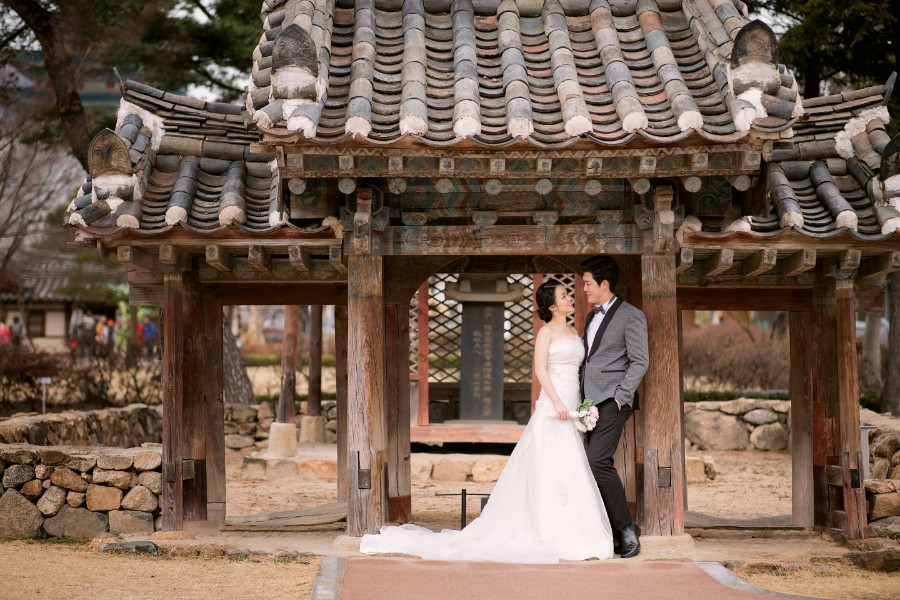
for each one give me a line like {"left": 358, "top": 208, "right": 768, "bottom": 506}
{"left": 278, "top": 305, "right": 299, "bottom": 423}
{"left": 883, "top": 273, "right": 900, "bottom": 415}
{"left": 860, "top": 312, "right": 883, "bottom": 390}
{"left": 6, "top": 0, "right": 91, "bottom": 171}
{"left": 243, "top": 305, "right": 266, "bottom": 351}
{"left": 223, "top": 317, "right": 253, "bottom": 405}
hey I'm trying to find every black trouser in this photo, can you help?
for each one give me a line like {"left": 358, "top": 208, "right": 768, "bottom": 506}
{"left": 586, "top": 398, "right": 634, "bottom": 532}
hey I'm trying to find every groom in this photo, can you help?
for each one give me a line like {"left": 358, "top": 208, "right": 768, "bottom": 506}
{"left": 580, "top": 255, "right": 649, "bottom": 558}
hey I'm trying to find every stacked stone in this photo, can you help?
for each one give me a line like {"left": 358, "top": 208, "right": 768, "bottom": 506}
{"left": 684, "top": 398, "right": 790, "bottom": 451}
{"left": 0, "top": 445, "right": 162, "bottom": 540}
{"left": 223, "top": 400, "right": 339, "bottom": 450}
{"left": 0, "top": 404, "right": 162, "bottom": 447}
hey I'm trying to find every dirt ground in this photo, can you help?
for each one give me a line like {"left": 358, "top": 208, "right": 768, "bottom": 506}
{"left": 0, "top": 539, "right": 320, "bottom": 600}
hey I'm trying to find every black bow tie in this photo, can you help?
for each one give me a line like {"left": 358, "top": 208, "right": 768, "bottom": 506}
{"left": 592, "top": 305, "right": 606, "bottom": 315}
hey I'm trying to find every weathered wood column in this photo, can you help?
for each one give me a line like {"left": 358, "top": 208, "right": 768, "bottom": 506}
{"left": 335, "top": 304, "right": 349, "bottom": 503}
{"left": 308, "top": 305, "right": 323, "bottom": 416}
{"left": 811, "top": 259, "right": 866, "bottom": 538}
{"left": 385, "top": 303, "right": 412, "bottom": 523}
{"left": 789, "top": 311, "right": 814, "bottom": 528}
{"left": 638, "top": 186, "right": 684, "bottom": 536}
{"left": 161, "top": 249, "right": 225, "bottom": 530}
{"left": 346, "top": 189, "right": 388, "bottom": 535}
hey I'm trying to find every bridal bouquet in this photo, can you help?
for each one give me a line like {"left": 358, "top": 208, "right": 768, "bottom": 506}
{"left": 571, "top": 399, "right": 599, "bottom": 433}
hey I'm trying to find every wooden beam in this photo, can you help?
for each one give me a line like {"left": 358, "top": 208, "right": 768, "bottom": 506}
{"left": 335, "top": 305, "right": 349, "bottom": 503}
{"left": 329, "top": 245, "right": 348, "bottom": 273}
{"left": 702, "top": 249, "right": 734, "bottom": 277}
{"left": 118, "top": 245, "right": 157, "bottom": 273}
{"left": 743, "top": 249, "right": 777, "bottom": 277}
{"left": 859, "top": 251, "right": 900, "bottom": 279}
{"left": 677, "top": 287, "right": 811, "bottom": 311}
{"left": 205, "top": 245, "right": 233, "bottom": 272}
{"left": 248, "top": 245, "right": 271, "bottom": 271}
{"left": 782, "top": 249, "right": 816, "bottom": 277}
{"left": 198, "top": 259, "right": 346, "bottom": 283}
{"left": 204, "top": 283, "right": 347, "bottom": 306}
{"left": 641, "top": 254, "right": 684, "bottom": 536}
{"left": 386, "top": 224, "right": 644, "bottom": 256}
{"left": 289, "top": 245, "right": 311, "bottom": 271}
{"left": 675, "top": 247, "right": 693, "bottom": 274}
{"left": 385, "top": 303, "right": 412, "bottom": 524}
{"left": 790, "top": 311, "right": 814, "bottom": 528}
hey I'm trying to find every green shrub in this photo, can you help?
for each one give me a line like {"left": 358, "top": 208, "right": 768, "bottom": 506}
{"left": 242, "top": 353, "right": 281, "bottom": 367}
{"left": 683, "top": 390, "right": 789, "bottom": 403}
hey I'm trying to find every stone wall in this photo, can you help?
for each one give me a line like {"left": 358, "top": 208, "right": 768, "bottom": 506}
{"left": 866, "top": 429, "right": 900, "bottom": 539}
{"left": 684, "top": 399, "right": 790, "bottom": 452}
{"left": 0, "top": 444, "right": 162, "bottom": 540}
{"left": 0, "top": 404, "right": 162, "bottom": 448}
{"left": 224, "top": 400, "right": 338, "bottom": 450}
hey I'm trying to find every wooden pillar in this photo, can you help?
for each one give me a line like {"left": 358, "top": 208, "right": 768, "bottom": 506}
{"left": 278, "top": 305, "right": 299, "bottom": 423}
{"left": 308, "top": 305, "right": 323, "bottom": 416}
{"left": 790, "top": 311, "right": 814, "bottom": 528}
{"left": 811, "top": 269, "right": 866, "bottom": 538}
{"left": 416, "top": 282, "right": 430, "bottom": 426}
{"left": 640, "top": 253, "right": 685, "bottom": 536}
{"left": 161, "top": 261, "right": 224, "bottom": 529}
{"left": 385, "top": 303, "right": 412, "bottom": 523}
{"left": 531, "top": 274, "right": 544, "bottom": 409}
{"left": 346, "top": 190, "right": 387, "bottom": 535}
{"left": 335, "top": 304, "right": 349, "bottom": 503}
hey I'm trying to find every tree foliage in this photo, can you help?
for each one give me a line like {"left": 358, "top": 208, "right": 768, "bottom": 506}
{"left": 746, "top": 0, "right": 899, "bottom": 134}
{"left": 1, "top": 0, "right": 262, "bottom": 165}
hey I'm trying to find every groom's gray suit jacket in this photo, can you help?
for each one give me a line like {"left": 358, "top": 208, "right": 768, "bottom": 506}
{"left": 580, "top": 297, "right": 649, "bottom": 410}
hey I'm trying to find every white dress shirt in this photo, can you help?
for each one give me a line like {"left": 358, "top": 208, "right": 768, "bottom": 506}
{"left": 586, "top": 295, "right": 617, "bottom": 351}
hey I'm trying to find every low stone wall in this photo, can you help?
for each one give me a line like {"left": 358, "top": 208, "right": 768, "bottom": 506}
{"left": 865, "top": 429, "right": 900, "bottom": 538}
{"left": 224, "top": 400, "right": 338, "bottom": 450}
{"left": 684, "top": 399, "right": 790, "bottom": 452}
{"left": 0, "top": 404, "right": 162, "bottom": 448}
{"left": 0, "top": 444, "right": 162, "bottom": 539}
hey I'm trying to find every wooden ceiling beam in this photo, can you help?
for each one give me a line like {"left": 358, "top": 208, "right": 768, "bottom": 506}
{"left": 117, "top": 245, "right": 157, "bottom": 274}
{"left": 859, "top": 251, "right": 900, "bottom": 280}
{"left": 289, "top": 245, "right": 312, "bottom": 272}
{"left": 675, "top": 247, "right": 693, "bottom": 274}
{"left": 248, "top": 245, "right": 271, "bottom": 272}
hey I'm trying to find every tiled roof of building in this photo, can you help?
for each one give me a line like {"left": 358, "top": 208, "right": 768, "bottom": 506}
{"left": 65, "top": 80, "right": 291, "bottom": 235}
{"left": 245, "top": 0, "right": 802, "bottom": 147}
{"left": 0, "top": 249, "right": 125, "bottom": 304}
{"left": 744, "top": 75, "right": 900, "bottom": 240}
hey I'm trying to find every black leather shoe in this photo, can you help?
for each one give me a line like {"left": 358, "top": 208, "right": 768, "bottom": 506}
{"left": 613, "top": 529, "right": 621, "bottom": 554}
{"left": 619, "top": 523, "right": 641, "bottom": 558}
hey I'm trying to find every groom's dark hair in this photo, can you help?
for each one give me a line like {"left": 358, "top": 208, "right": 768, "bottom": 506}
{"left": 581, "top": 255, "right": 620, "bottom": 291}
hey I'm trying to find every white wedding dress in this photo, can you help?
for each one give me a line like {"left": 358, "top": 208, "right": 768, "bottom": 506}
{"left": 360, "top": 335, "right": 614, "bottom": 563}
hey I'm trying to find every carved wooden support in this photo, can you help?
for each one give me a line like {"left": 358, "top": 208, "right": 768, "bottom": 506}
{"left": 352, "top": 188, "right": 374, "bottom": 256}
{"left": 824, "top": 249, "right": 861, "bottom": 279}
{"left": 675, "top": 247, "right": 693, "bottom": 274}
{"left": 159, "top": 244, "right": 189, "bottom": 273}
{"left": 702, "top": 249, "right": 734, "bottom": 277}
{"left": 743, "top": 249, "right": 777, "bottom": 277}
{"left": 651, "top": 185, "right": 675, "bottom": 254}
{"left": 289, "top": 245, "right": 311, "bottom": 271}
{"left": 118, "top": 245, "right": 157, "bottom": 274}
{"left": 248, "top": 245, "right": 271, "bottom": 272}
{"left": 205, "top": 245, "right": 233, "bottom": 272}
{"left": 783, "top": 249, "right": 816, "bottom": 277}
{"left": 329, "top": 245, "right": 348, "bottom": 273}
{"left": 859, "top": 251, "right": 900, "bottom": 280}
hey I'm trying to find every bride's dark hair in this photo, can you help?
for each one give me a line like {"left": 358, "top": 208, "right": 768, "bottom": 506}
{"left": 535, "top": 279, "right": 563, "bottom": 323}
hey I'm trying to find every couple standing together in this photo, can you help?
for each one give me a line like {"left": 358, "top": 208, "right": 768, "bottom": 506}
{"left": 361, "top": 255, "right": 649, "bottom": 563}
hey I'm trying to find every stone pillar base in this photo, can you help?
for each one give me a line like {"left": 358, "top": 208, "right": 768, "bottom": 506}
{"left": 266, "top": 422, "right": 298, "bottom": 458}
{"left": 299, "top": 415, "right": 326, "bottom": 444}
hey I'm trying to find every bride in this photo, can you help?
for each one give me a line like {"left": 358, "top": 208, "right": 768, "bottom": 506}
{"left": 360, "top": 279, "right": 614, "bottom": 563}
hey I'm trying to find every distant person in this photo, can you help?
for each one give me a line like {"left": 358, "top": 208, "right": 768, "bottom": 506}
{"left": 78, "top": 311, "right": 96, "bottom": 358}
{"left": 9, "top": 316, "right": 25, "bottom": 348}
{"left": 142, "top": 316, "right": 158, "bottom": 359}
{"left": 105, "top": 318, "right": 117, "bottom": 356}
{"left": 0, "top": 319, "right": 9, "bottom": 346}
